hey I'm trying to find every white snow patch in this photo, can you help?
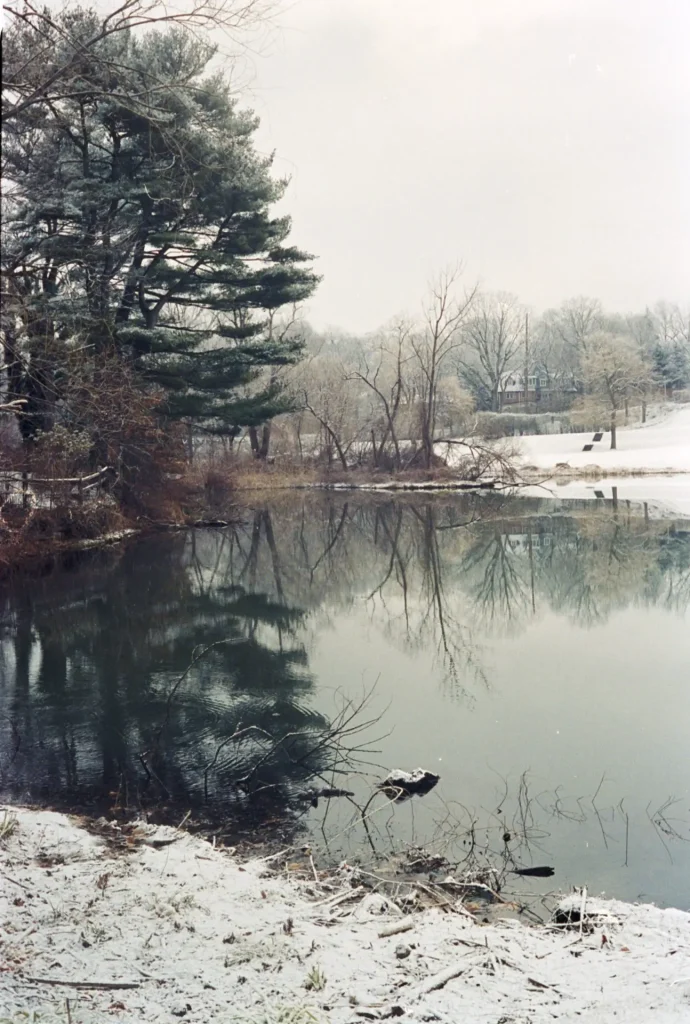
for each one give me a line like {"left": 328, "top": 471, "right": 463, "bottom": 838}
{"left": 2, "top": 807, "right": 690, "bottom": 1023}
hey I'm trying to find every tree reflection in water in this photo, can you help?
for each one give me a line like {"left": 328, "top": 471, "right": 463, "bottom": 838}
{"left": 1, "top": 493, "right": 689, "bottom": 833}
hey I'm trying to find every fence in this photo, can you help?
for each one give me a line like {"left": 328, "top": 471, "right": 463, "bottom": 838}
{"left": 0, "top": 466, "right": 115, "bottom": 511}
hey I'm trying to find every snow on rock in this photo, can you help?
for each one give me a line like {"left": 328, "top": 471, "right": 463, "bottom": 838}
{"left": 379, "top": 768, "right": 441, "bottom": 799}
{"left": 2, "top": 806, "right": 690, "bottom": 1023}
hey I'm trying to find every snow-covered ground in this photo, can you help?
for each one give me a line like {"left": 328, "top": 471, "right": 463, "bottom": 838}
{"left": 518, "top": 405, "right": 690, "bottom": 474}
{"left": 2, "top": 807, "right": 690, "bottom": 1023}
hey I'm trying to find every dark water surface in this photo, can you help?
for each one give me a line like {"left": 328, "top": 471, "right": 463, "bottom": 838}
{"left": 1, "top": 493, "right": 689, "bottom": 908}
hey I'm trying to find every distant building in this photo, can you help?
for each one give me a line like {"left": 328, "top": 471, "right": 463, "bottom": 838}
{"left": 498, "top": 371, "right": 549, "bottom": 406}
{"left": 498, "top": 369, "right": 577, "bottom": 409}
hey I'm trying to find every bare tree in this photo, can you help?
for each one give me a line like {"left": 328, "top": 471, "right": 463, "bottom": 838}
{"left": 650, "top": 301, "right": 689, "bottom": 349}
{"left": 348, "top": 318, "right": 413, "bottom": 470}
{"left": 552, "top": 296, "right": 603, "bottom": 353}
{"left": 458, "top": 292, "right": 524, "bottom": 412}
{"left": 581, "top": 332, "right": 656, "bottom": 449}
{"left": 538, "top": 296, "right": 603, "bottom": 390}
{"left": 532, "top": 315, "right": 569, "bottom": 396}
{"left": 299, "top": 353, "right": 363, "bottom": 470}
{"left": 409, "top": 267, "right": 478, "bottom": 468}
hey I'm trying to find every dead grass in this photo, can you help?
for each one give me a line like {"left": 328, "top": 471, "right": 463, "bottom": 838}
{"left": 0, "top": 502, "right": 133, "bottom": 579}
{"left": 233, "top": 461, "right": 489, "bottom": 492}
{"left": 0, "top": 810, "right": 19, "bottom": 844}
{"left": 233, "top": 463, "right": 321, "bottom": 490}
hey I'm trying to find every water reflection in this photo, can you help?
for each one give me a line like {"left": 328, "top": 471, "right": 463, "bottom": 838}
{"left": 0, "top": 533, "right": 333, "bottom": 830}
{"left": 1, "top": 494, "right": 689, "bottom": 836}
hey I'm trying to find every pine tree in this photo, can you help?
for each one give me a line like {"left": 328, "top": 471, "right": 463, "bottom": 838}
{"left": 2, "top": 10, "right": 319, "bottom": 439}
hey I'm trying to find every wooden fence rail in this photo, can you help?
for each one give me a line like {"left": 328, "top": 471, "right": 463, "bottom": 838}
{"left": 0, "top": 466, "right": 115, "bottom": 508}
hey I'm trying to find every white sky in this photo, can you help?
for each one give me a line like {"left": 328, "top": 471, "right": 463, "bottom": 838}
{"left": 5, "top": 0, "right": 689, "bottom": 332}
{"left": 235, "top": 0, "right": 690, "bottom": 331}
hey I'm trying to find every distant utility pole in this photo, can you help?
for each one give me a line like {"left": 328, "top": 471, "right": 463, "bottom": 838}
{"left": 523, "top": 312, "right": 530, "bottom": 409}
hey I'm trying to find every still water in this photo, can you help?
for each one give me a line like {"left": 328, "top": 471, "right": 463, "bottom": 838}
{"left": 1, "top": 493, "right": 689, "bottom": 908}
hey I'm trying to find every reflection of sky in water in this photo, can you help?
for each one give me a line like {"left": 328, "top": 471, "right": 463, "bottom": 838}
{"left": 306, "top": 604, "right": 689, "bottom": 909}
{"left": 1, "top": 495, "right": 689, "bottom": 909}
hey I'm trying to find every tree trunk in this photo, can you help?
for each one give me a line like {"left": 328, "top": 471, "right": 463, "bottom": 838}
{"left": 248, "top": 426, "right": 260, "bottom": 457}
{"left": 295, "top": 416, "right": 304, "bottom": 463}
{"left": 610, "top": 410, "right": 617, "bottom": 450}
{"left": 421, "top": 424, "right": 433, "bottom": 469}
{"left": 641, "top": 400, "right": 647, "bottom": 424}
{"left": 186, "top": 421, "right": 194, "bottom": 464}
{"left": 258, "top": 423, "right": 271, "bottom": 460}
{"left": 331, "top": 433, "right": 349, "bottom": 471}
{"left": 371, "top": 430, "right": 379, "bottom": 468}
{"left": 624, "top": 398, "right": 629, "bottom": 424}
{"left": 303, "top": 399, "right": 349, "bottom": 471}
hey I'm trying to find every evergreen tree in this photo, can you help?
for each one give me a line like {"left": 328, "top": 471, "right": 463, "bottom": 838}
{"left": 2, "top": 9, "right": 319, "bottom": 440}
{"left": 652, "top": 343, "right": 689, "bottom": 392}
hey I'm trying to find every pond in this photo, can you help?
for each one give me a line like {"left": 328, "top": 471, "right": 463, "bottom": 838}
{"left": 1, "top": 492, "right": 689, "bottom": 910}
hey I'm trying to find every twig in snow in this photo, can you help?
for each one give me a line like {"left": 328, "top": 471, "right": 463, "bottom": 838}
{"left": 378, "top": 919, "right": 415, "bottom": 938}
{"left": 416, "top": 882, "right": 474, "bottom": 917}
{"left": 312, "top": 885, "right": 365, "bottom": 908}
{"left": 309, "top": 853, "right": 319, "bottom": 883}
{"left": 413, "top": 957, "right": 474, "bottom": 996}
{"left": 528, "top": 975, "right": 562, "bottom": 995}
{"left": 24, "top": 977, "right": 141, "bottom": 990}
{"left": 255, "top": 846, "right": 294, "bottom": 863}
{"left": 1, "top": 871, "right": 30, "bottom": 890}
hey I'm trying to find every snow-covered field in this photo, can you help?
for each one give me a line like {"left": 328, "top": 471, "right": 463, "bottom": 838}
{"left": 518, "top": 405, "right": 690, "bottom": 474}
{"left": 2, "top": 807, "right": 690, "bottom": 1023}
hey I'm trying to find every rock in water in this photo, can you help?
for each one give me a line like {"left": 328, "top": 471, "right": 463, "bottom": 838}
{"left": 379, "top": 768, "right": 440, "bottom": 800}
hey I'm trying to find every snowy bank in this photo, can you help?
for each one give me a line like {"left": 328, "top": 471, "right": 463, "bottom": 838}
{"left": 517, "top": 405, "right": 690, "bottom": 475}
{"left": 2, "top": 808, "right": 690, "bottom": 1023}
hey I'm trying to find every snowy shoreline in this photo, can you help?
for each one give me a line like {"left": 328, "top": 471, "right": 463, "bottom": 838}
{"left": 2, "top": 807, "right": 689, "bottom": 1023}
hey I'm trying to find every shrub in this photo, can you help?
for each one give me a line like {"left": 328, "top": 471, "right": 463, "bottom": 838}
{"left": 475, "top": 411, "right": 585, "bottom": 438}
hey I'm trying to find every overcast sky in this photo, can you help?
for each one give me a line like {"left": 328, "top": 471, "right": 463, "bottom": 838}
{"left": 232, "top": 0, "right": 690, "bottom": 332}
